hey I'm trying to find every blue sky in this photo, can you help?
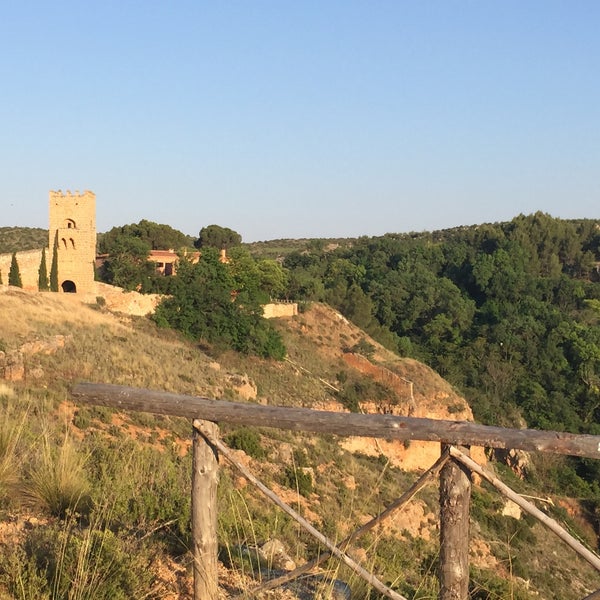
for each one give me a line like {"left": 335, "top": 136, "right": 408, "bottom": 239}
{"left": 2, "top": 1, "right": 598, "bottom": 242}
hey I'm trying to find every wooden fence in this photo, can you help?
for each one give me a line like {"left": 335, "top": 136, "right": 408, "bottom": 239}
{"left": 72, "top": 382, "right": 600, "bottom": 600}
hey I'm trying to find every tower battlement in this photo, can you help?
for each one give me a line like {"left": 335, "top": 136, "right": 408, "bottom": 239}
{"left": 50, "top": 189, "right": 95, "bottom": 201}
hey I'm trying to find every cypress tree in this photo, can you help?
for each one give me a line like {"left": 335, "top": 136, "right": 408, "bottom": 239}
{"left": 8, "top": 253, "right": 23, "bottom": 288}
{"left": 50, "top": 232, "right": 59, "bottom": 292}
{"left": 38, "top": 247, "right": 49, "bottom": 291}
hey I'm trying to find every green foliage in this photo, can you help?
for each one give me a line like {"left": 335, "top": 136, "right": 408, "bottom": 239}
{"left": 350, "top": 338, "right": 376, "bottom": 359}
{"left": 256, "top": 258, "right": 288, "bottom": 298}
{"left": 97, "top": 220, "right": 193, "bottom": 292}
{"left": 0, "top": 227, "right": 48, "bottom": 254}
{"left": 276, "top": 214, "right": 600, "bottom": 498}
{"left": 195, "top": 224, "right": 242, "bottom": 249}
{"left": 0, "top": 394, "right": 24, "bottom": 505}
{"left": 281, "top": 465, "right": 313, "bottom": 497}
{"left": 38, "top": 247, "right": 49, "bottom": 291}
{"left": 154, "top": 247, "right": 286, "bottom": 359}
{"left": 1, "top": 521, "right": 155, "bottom": 600}
{"left": 98, "top": 219, "right": 192, "bottom": 253}
{"left": 336, "top": 377, "right": 395, "bottom": 413}
{"left": 84, "top": 435, "right": 191, "bottom": 544}
{"left": 224, "top": 427, "right": 266, "bottom": 459}
{"left": 8, "top": 253, "right": 22, "bottom": 287}
{"left": 469, "top": 566, "right": 531, "bottom": 600}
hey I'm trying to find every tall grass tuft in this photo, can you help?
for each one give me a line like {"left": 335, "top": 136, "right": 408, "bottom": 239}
{"left": 0, "top": 385, "right": 26, "bottom": 505}
{"left": 26, "top": 431, "right": 91, "bottom": 519}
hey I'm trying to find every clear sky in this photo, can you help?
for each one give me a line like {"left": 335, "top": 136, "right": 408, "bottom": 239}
{"left": 2, "top": 1, "right": 598, "bottom": 242}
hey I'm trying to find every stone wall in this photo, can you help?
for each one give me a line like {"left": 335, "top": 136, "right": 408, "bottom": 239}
{"left": 262, "top": 302, "right": 298, "bottom": 319}
{"left": 0, "top": 249, "right": 45, "bottom": 291}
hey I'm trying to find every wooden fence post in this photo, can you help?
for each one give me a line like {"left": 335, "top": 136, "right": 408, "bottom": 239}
{"left": 439, "top": 445, "right": 471, "bottom": 600}
{"left": 192, "top": 420, "right": 219, "bottom": 600}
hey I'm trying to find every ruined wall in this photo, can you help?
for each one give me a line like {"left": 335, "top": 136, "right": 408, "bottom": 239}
{"left": 262, "top": 302, "right": 298, "bottom": 319}
{"left": 48, "top": 190, "right": 96, "bottom": 293}
{"left": 0, "top": 249, "right": 44, "bottom": 291}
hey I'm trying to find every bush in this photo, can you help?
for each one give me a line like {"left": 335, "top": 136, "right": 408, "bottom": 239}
{"left": 282, "top": 466, "right": 313, "bottom": 497}
{"left": 225, "top": 427, "right": 266, "bottom": 460}
{"left": 84, "top": 437, "right": 191, "bottom": 553}
{"left": 0, "top": 521, "right": 155, "bottom": 600}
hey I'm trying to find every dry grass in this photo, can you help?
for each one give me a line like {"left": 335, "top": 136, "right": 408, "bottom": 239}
{"left": 25, "top": 430, "right": 91, "bottom": 518}
{"left": 0, "top": 386, "right": 25, "bottom": 503}
{"left": 1, "top": 290, "right": 600, "bottom": 599}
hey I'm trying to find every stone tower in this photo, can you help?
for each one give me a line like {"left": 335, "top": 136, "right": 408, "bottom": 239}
{"left": 48, "top": 190, "right": 96, "bottom": 293}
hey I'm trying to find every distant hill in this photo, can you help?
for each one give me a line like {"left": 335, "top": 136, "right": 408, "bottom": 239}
{"left": 0, "top": 226, "right": 48, "bottom": 254}
{"left": 244, "top": 237, "right": 356, "bottom": 260}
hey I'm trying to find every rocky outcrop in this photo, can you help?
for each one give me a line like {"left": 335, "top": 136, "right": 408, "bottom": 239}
{"left": 0, "top": 335, "right": 70, "bottom": 382}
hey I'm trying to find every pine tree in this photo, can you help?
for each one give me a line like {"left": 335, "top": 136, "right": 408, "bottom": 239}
{"left": 50, "top": 232, "right": 59, "bottom": 292}
{"left": 38, "top": 247, "right": 49, "bottom": 291}
{"left": 8, "top": 253, "right": 23, "bottom": 288}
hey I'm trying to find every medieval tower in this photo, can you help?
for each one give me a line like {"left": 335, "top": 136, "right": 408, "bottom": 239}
{"left": 48, "top": 190, "right": 96, "bottom": 293}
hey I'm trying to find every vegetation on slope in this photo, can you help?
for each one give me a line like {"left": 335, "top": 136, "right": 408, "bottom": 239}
{"left": 1, "top": 289, "right": 600, "bottom": 598}
{"left": 0, "top": 227, "right": 48, "bottom": 254}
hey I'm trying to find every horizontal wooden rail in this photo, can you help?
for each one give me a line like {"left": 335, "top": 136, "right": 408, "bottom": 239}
{"left": 72, "top": 383, "right": 600, "bottom": 460}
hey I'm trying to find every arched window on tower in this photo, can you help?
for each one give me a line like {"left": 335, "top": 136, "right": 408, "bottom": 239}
{"left": 70, "top": 238, "right": 76, "bottom": 249}
{"left": 61, "top": 238, "right": 67, "bottom": 249}
{"left": 64, "top": 219, "right": 77, "bottom": 229}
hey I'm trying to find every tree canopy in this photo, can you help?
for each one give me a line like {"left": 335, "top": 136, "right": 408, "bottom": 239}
{"left": 97, "top": 220, "right": 194, "bottom": 292}
{"left": 153, "top": 247, "right": 285, "bottom": 359}
{"left": 281, "top": 214, "right": 600, "bottom": 438}
{"left": 195, "top": 225, "right": 242, "bottom": 250}
{"left": 99, "top": 220, "right": 193, "bottom": 254}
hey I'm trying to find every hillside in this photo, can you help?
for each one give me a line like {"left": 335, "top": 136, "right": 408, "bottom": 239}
{"left": 1, "top": 287, "right": 600, "bottom": 599}
{"left": 0, "top": 227, "right": 48, "bottom": 254}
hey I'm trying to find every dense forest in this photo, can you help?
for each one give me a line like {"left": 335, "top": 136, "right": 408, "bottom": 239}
{"left": 277, "top": 213, "right": 600, "bottom": 497}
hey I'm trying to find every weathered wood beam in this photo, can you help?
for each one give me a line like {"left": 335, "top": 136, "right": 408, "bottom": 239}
{"left": 73, "top": 383, "right": 600, "bottom": 460}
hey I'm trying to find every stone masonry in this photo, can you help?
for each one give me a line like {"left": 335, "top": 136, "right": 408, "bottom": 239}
{"left": 48, "top": 190, "right": 96, "bottom": 293}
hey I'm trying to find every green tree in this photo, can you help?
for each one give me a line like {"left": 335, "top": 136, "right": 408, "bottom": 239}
{"left": 154, "top": 248, "right": 285, "bottom": 359}
{"left": 38, "top": 247, "right": 49, "bottom": 291}
{"left": 50, "top": 232, "right": 59, "bottom": 292}
{"left": 195, "top": 224, "right": 242, "bottom": 250}
{"left": 256, "top": 259, "right": 288, "bottom": 299}
{"left": 8, "top": 253, "right": 22, "bottom": 287}
{"left": 100, "top": 236, "right": 153, "bottom": 291}
{"left": 99, "top": 220, "right": 192, "bottom": 253}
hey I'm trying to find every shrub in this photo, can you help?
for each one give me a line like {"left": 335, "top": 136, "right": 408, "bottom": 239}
{"left": 84, "top": 437, "right": 191, "bottom": 553}
{"left": 0, "top": 395, "right": 25, "bottom": 505}
{"left": 0, "top": 520, "right": 155, "bottom": 600}
{"left": 225, "top": 427, "right": 266, "bottom": 460}
{"left": 282, "top": 466, "right": 313, "bottom": 497}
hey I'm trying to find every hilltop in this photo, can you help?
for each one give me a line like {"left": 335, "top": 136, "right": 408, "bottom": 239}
{"left": 1, "top": 287, "right": 600, "bottom": 598}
